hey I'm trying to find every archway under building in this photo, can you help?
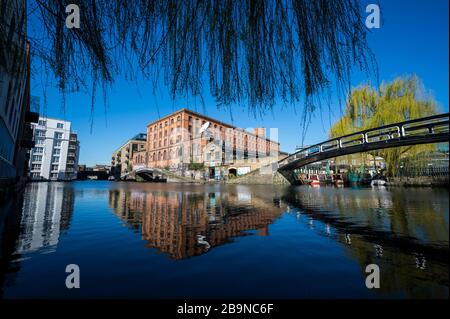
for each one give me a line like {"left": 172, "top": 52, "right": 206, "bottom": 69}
{"left": 228, "top": 167, "right": 237, "bottom": 177}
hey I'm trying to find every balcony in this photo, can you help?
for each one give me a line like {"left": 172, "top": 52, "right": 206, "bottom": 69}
{"left": 69, "top": 145, "right": 77, "bottom": 150}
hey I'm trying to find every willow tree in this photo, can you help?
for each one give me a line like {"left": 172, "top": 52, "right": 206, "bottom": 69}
{"left": 330, "top": 76, "right": 439, "bottom": 176}
{"left": 21, "top": 0, "right": 375, "bottom": 116}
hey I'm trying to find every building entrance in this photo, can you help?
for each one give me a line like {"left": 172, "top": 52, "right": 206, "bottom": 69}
{"left": 208, "top": 167, "right": 215, "bottom": 179}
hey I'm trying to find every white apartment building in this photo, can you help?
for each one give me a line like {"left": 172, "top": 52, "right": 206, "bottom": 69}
{"left": 29, "top": 117, "right": 80, "bottom": 180}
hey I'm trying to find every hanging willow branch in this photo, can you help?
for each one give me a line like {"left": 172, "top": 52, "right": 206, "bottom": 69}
{"left": 27, "top": 0, "right": 376, "bottom": 114}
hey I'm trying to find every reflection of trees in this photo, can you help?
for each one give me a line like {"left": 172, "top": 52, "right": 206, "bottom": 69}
{"left": 108, "top": 185, "right": 285, "bottom": 259}
{"left": 283, "top": 186, "right": 449, "bottom": 298}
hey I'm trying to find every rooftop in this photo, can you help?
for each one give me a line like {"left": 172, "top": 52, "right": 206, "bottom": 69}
{"left": 146, "top": 108, "right": 279, "bottom": 144}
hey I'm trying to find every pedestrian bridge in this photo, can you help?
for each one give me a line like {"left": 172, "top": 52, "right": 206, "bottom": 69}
{"left": 120, "top": 167, "right": 167, "bottom": 182}
{"left": 278, "top": 113, "right": 449, "bottom": 182}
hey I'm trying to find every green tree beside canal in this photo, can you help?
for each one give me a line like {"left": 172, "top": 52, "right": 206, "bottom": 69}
{"left": 330, "top": 76, "right": 439, "bottom": 176}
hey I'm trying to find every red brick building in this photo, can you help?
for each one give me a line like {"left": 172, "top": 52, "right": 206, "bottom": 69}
{"left": 144, "top": 108, "right": 280, "bottom": 178}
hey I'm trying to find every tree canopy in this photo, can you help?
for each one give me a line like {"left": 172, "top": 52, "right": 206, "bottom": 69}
{"left": 330, "top": 75, "right": 440, "bottom": 176}
{"left": 26, "top": 0, "right": 375, "bottom": 114}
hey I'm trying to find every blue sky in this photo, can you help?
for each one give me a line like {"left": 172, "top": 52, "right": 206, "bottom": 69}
{"left": 31, "top": 0, "right": 449, "bottom": 166}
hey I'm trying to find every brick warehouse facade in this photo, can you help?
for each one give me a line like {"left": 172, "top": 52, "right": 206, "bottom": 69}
{"left": 143, "top": 108, "right": 281, "bottom": 179}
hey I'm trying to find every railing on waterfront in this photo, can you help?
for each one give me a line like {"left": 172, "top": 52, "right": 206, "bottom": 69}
{"left": 279, "top": 113, "right": 449, "bottom": 170}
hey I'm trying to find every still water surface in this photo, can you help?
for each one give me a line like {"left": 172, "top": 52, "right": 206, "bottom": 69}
{"left": 0, "top": 181, "right": 448, "bottom": 298}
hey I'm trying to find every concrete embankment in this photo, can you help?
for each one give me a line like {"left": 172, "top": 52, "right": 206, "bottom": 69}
{"left": 386, "top": 176, "right": 449, "bottom": 187}
{"left": 226, "top": 165, "right": 290, "bottom": 185}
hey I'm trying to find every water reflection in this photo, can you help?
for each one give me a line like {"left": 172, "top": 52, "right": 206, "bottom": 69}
{"left": 283, "top": 187, "right": 449, "bottom": 298}
{"left": 0, "top": 183, "right": 74, "bottom": 297}
{"left": 108, "top": 185, "right": 285, "bottom": 259}
{"left": 16, "top": 183, "right": 75, "bottom": 254}
{"left": 0, "top": 182, "right": 448, "bottom": 298}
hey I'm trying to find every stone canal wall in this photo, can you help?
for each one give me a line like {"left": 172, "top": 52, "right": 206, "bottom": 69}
{"left": 226, "top": 164, "right": 290, "bottom": 185}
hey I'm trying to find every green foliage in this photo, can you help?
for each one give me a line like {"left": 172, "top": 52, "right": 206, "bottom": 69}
{"left": 188, "top": 162, "right": 204, "bottom": 171}
{"left": 330, "top": 76, "right": 439, "bottom": 176}
{"left": 29, "top": 1, "right": 374, "bottom": 114}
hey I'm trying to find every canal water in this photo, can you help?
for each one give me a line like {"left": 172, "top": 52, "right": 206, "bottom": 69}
{"left": 0, "top": 181, "right": 448, "bottom": 299}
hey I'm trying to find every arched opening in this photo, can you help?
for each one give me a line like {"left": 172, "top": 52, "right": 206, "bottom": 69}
{"left": 229, "top": 168, "right": 237, "bottom": 177}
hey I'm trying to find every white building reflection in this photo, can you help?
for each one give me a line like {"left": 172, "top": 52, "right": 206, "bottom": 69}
{"left": 15, "top": 183, "right": 74, "bottom": 254}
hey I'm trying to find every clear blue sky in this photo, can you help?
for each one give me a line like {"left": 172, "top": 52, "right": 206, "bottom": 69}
{"left": 31, "top": 0, "right": 449, "bottom": 166}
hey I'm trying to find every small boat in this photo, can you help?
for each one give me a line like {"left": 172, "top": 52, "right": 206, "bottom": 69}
{"left": 309, "top": 174, "right": 320, "bottom": 186}
{"left": 360, "top": 173, "right": 373, "bottom": 186}
{"left": 371, "top": 176, "right": 387, "bottom": 186}
{"left": 333, "top": 174, "right": 344, "bottom": 186}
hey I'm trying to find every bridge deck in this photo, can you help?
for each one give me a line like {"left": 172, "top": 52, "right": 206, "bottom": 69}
{"left": 278, "top": 113, "right": 449, "bottom": 172}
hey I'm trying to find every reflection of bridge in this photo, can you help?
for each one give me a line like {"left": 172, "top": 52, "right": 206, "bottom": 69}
{"left": 278, "top": 113, "right": 449, "bottom": 182}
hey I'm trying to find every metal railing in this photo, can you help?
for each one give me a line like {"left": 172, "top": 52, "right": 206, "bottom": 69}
{"left": 279, "top": 113, "right": 449, "bottom": 170}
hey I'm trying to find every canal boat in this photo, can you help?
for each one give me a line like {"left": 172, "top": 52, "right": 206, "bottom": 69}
{"left": 371, "top": 176, "right": 387, "bottom": 186}
{"left": 309, "top": 174, "right": 320, "bottom": 186}
{"left": 333, "top": 174, "right": 344, "bottom": 186}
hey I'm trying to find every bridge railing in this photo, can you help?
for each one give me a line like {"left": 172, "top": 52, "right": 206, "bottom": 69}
{"left": 279, "top": 113, "right": 449, "bottom": 168}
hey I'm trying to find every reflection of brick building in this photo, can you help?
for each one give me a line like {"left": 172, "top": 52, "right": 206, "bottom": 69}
{"left": 145, "top": 108, "right": 281, "bottom": 178}
{"left": 109, "top": 187, "right": 283, "bottom": 259}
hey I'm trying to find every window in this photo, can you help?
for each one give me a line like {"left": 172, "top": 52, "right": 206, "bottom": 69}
{"left": 57, "top": 123, "right": 64, "bottom": 129}
{"left": 32, "top": 164, "right": 41, "bottom": 170}
{"left": 52, "top": 156, "right": 60, "bottom": 163}
{"left": 35, "top": 138, "right": 44, "bottom": 145}
{"left": 32, "top": 155, "right": 42, "bottom": 162}
{"left": 51, "top": 173, "right": 58, "bottom": 179}
{"left": 34, "top": 147, "right": 43, "bottom": 154}
{"left": 53, "top": 149, "right": 60, "bottom": 155}
{"left": 51, "top": 165, "right": 59, "bottom": 171}
{"left": 38, "top": 120, "right": 46, "bottom": 126}
{"left": 35, "top": 130, "right": 46, "bottom": 137}
{"left": 54, "top": 140, "right": 62, "bottom": 147}
{"left": 54, "top": 132, "right": 63, "bottom": 139}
